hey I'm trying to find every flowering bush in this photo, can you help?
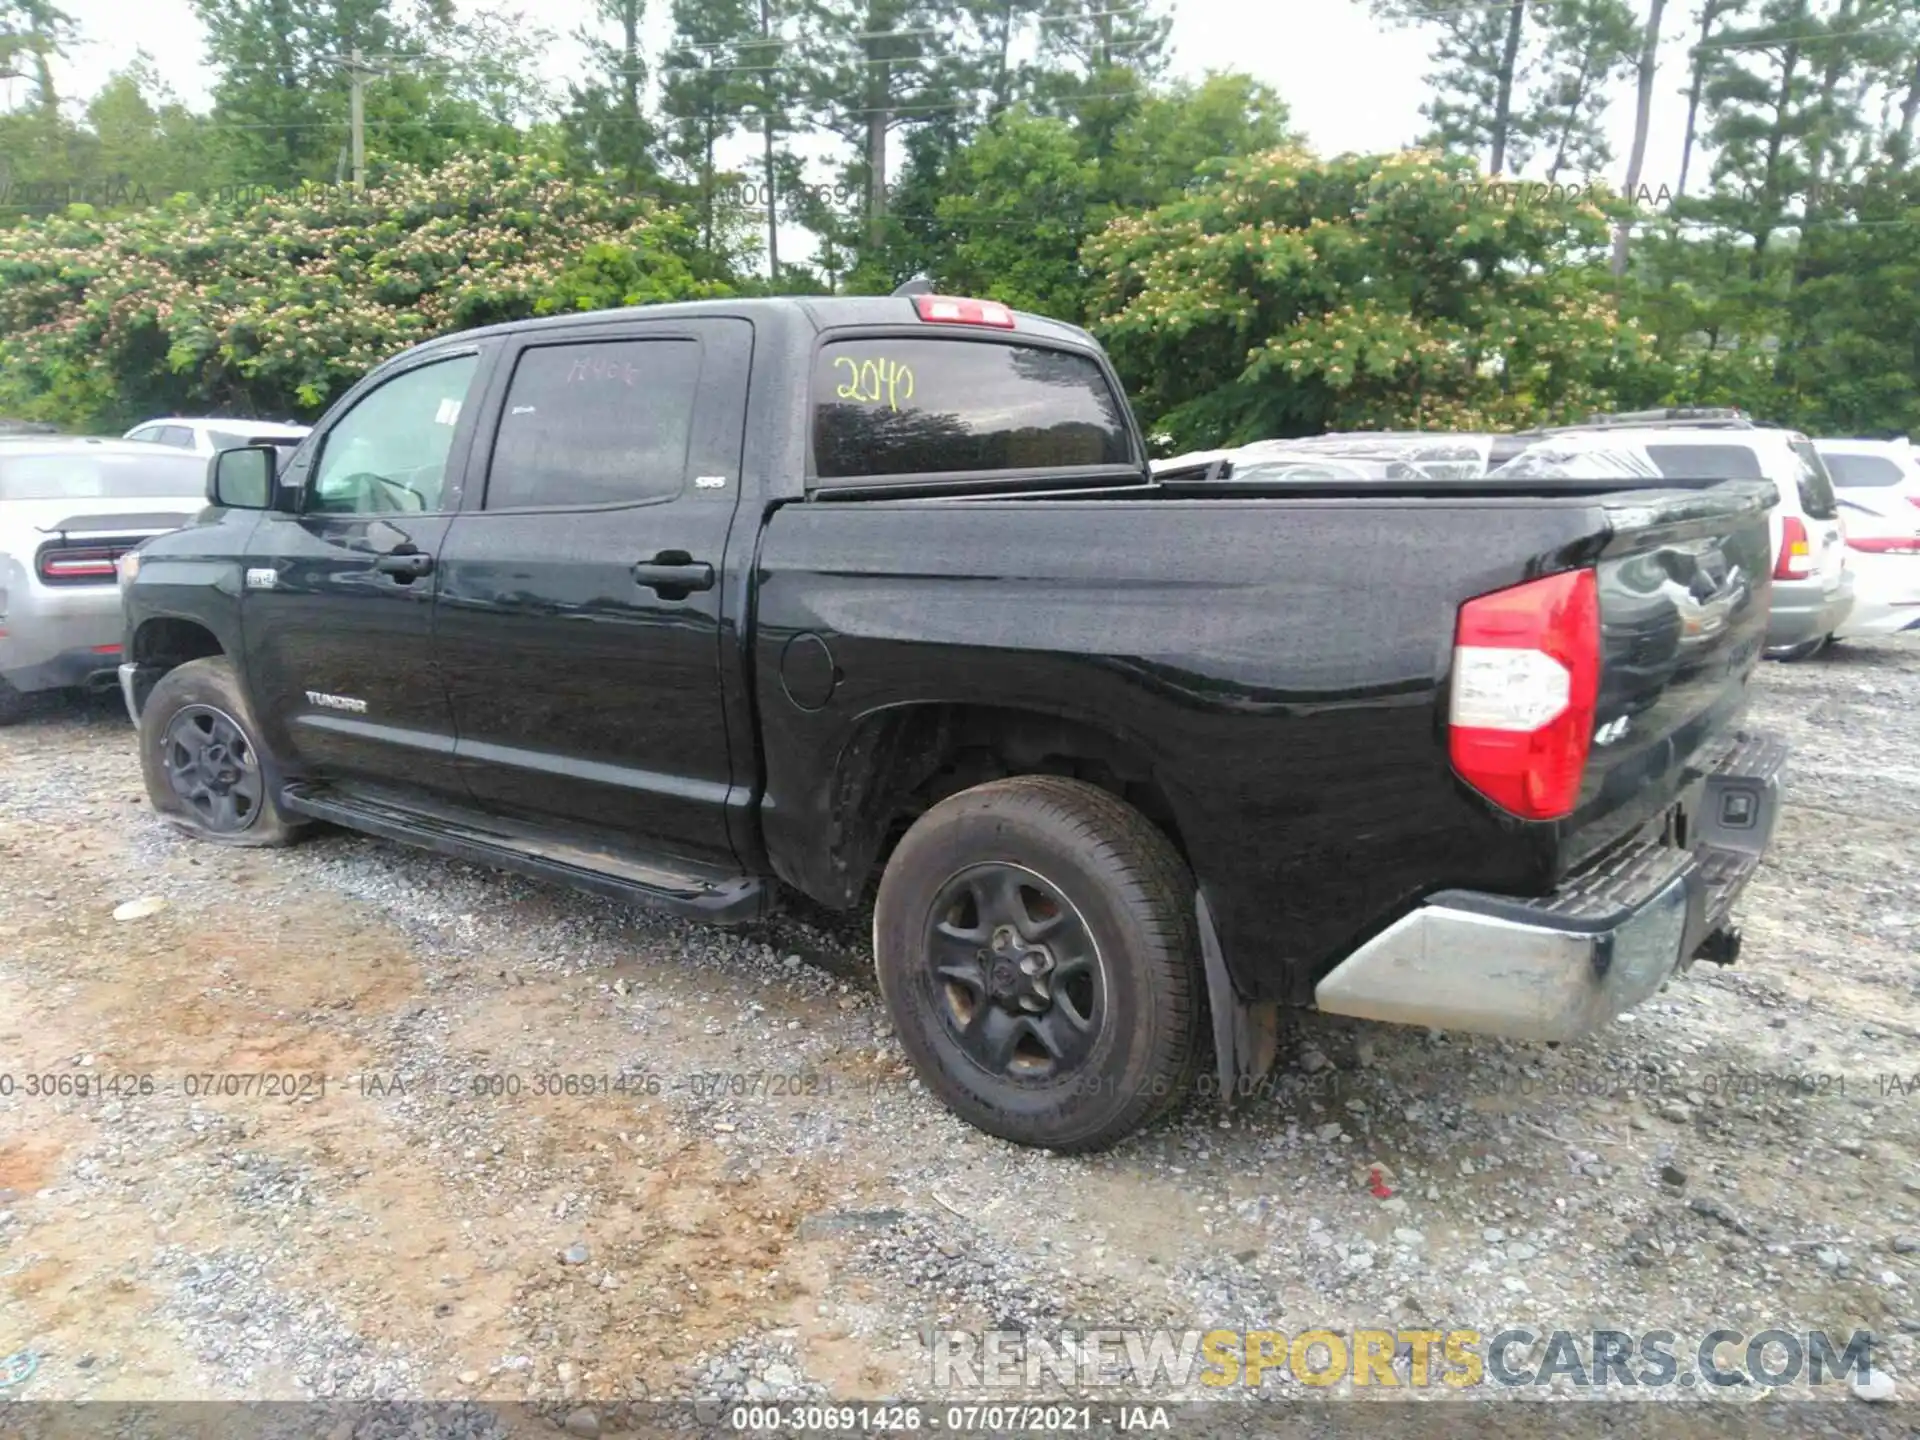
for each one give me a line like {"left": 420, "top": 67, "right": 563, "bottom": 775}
{"left": 0, "top": 153, "right": 729, "bottom": 428}
{"left": 1086, "top": 148, "right": 1659, "bottom": 449}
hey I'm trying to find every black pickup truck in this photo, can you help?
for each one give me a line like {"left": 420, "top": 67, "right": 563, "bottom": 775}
{"left": 118, "top": 294, "right": 1786, "bottom": 1150}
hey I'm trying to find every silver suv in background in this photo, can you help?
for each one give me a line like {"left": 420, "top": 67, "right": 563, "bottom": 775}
{"left": 0, "top": 439, "right": 208, "bottom": 722}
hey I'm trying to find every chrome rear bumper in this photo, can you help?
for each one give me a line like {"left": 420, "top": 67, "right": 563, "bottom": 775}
{"left": 1314, "top": 732, "right": 1786, "bottom": 1042}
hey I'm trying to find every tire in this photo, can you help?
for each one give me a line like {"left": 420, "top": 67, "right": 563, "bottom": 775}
{"left": 0, "top": 676, "right": 29, "bottom": 726}
{"left": 873, "top": 775, "right": 1203, "bottom": 1152}
{"left": 139, "top": 656, "right": 305, "bottom": 847}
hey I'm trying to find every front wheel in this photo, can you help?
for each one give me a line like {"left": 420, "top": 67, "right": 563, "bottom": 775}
{"left": 139, "top": 657, "right": 305, "bottom": 847}
{"left": 873, "top": 776, "right": 1203, "bottom": 1151}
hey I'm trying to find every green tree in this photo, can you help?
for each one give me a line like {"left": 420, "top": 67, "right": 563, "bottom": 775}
{"left": 1086, "top": 148, "right": 1655, "bottom": 448}
{"left": 797, "top": 0, "right": 973, "bottom": 257}
{"left": 1373, "top": 0, "right": 1540, "bottom": 175}
{"left": 1535, "top": 0, "right": 1641, "bottom": 181}
{"left": 565, "top": 0, "right": 669, "bottom": 191}
{"left": 661, "top": 0, "right": 753, "bottom": 259}
{"left": 0, "top": 0, "right": 74, "bottom": 120}
{"left": 0, "top": 153, "right": 725, "bottom": 426}
{"left": 888, "top": 71, "right": 1291, "bottom": 322}
{"left": 84, "top": 53, "right": 218, "bottom": 201}
{"left": 1031, "top": 0, "right": 1169, "bottom": 162}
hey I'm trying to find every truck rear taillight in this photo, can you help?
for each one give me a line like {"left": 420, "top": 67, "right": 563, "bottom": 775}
{"left": 1774, "top": 516, "right": 1813, "bottom": 579}
{"left": 911, "top": 294, "right": 1016, "bottom": 329}
{"left": 1448, "top": 568, "right": 1601, "bottom": 822}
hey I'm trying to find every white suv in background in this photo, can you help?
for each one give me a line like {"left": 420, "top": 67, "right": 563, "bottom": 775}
{"left": 1814, "top": 437, "right": 1920, "bottom": 639}
{"left": 1507, "top": 412, "right": 1852, "bottom": 659}
{"left": 124, "top": 417, "right": 310, "bottom": 458}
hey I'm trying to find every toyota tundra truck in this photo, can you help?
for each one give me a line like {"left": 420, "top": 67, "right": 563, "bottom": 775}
{"left": 116, "top": 294, "right": 1786, "bottom": 1150}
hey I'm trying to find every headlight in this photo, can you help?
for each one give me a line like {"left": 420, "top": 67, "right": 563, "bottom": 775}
{"left": 116, "top": 551, "right": 140, "bottom": 587}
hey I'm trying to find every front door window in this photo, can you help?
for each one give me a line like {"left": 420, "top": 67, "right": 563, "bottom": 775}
{"left": 310, "top": 355, "right": 480, "bottom": 515}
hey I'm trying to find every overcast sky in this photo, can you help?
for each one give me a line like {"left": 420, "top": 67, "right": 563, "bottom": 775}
{"left": 19, "top": 0, "right": 1710, "bottom": 267}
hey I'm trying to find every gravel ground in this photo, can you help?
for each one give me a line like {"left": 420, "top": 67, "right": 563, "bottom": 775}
{"left": 1, "top": 637, "right": 1917, "bottom": 1429}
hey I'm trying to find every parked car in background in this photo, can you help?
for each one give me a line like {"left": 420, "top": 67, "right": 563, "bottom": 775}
{"left": 1813, "top": 437, "right": 1920, "bottom": 639}
{"left": 124, "top": 417, "right": 310, "bottom": 458}
{"left": 1159, "top": 412, "right": 1849, "bottom": 660}
{"left": 1505, "top": 412, "right": 1850, "bottom": 660}
{"left": 0, "top": 439, "right": 207, "bottom": 722}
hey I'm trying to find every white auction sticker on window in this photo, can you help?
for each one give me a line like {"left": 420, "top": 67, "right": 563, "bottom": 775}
{"left": 434, "top": 398, "right": 462, "bottom": 426}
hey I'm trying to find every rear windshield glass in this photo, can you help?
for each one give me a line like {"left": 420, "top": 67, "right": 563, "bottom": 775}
{"left": 1789, "top": 439, "right": 1839, "bottom": 519}
{"left": 1822, "top": 452, "right": 1907, "bottom": 489}
{"left": 1642, "top": 443, "right": 1766, "bottom": 481}
{"left": 812, "top": 338, "right": 1133, "bottom": 481}
{"left": 0, "top": 451, "right": 206, "bottom": 500}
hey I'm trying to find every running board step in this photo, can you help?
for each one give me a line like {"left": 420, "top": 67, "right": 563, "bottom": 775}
{"left": 280, "top": 784, "right": 769, "bottom": 924}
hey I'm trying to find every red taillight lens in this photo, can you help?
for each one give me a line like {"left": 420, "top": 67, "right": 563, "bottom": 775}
{"left": 1448, "top": 568, "right": 1601, "bottom": 821}
{"left": 1774, "top": 516, "right": 1813, "bottom": 579}
{"left": 911, "top": 294, "right": 1016, "bottom": 328}
{"left": 39, "top": 549, "right": 122, "bottom": 581}
{"left": 1847, "top": 534, "right": 1920, "bottom": 555}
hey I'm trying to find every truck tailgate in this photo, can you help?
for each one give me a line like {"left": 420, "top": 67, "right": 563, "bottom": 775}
{"left": 1561, "top": 484, "right": 1775, "bottom": 873}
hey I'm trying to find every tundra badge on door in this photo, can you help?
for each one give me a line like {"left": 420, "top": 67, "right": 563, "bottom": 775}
{"left": 305, "top": 691, "right": 368, "bottom": 714}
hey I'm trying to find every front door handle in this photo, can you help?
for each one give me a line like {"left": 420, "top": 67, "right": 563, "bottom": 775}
{"left": 374, "top": 551, "right": 434, "bottom": 580}
{"left": 633, "top": 552, "right": 715, "bottom": 598}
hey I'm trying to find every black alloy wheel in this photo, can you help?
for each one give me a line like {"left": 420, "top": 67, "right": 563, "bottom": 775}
{"left": 925, "top": 862, "right": 1105, "bottom": 1081}
{"left": 873, "top": 775, "right": 1204, "bottom": 1151}
{"left": 159, "top": 703, "right": 265, "bottom": 834}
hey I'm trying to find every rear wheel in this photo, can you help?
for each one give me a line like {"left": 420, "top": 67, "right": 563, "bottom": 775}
{"left": 0, "top": 677, "right": 28, "bottom": 726}
{"left": 873, "top": 776, "right": 1202, "bottom": 1151}
{"left": 139, "top": 657, "right": 305, "bottom": 847}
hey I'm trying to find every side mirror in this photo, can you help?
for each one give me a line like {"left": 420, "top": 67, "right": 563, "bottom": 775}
{"left": 207, "top": 444, "right": 277, "bottom": 509}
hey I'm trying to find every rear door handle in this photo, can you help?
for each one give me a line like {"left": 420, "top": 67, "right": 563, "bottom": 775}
{"left": 374, "top": 551, "right": 434, "bottom": 580}
{"left": 633, "top": 553, "right": 715, "bottom": 597}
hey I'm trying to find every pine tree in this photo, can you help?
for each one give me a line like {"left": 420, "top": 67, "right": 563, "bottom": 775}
{"left": 566, "top": 0, "right": 668, "bottom": 192}
{"left": 1677, "top": 0, "right": 1750, "bottom": 197}
{"left": 1371, "top": 0, "right": 1541, "bottom": 174}
{"left": 1535, "top": 0, "right": 1640, "bottom": 181}
{"left": 796, "top": 0, "right": 973, "bottom": 255}
{"left": 662, "top": 0, "right": 755, "bottom": 257}
{"left": 0, "top": 0, "right": 74, "bottom": 120}
{"left": 1613, "top": 0, "right": 1668, "bottom": 274}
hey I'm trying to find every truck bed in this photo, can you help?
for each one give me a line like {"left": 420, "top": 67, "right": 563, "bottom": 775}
{"left": 755, "top": 478, "right": 1776, "bottom": 1005}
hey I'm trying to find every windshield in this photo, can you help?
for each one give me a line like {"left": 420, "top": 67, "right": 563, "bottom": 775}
{"left": 0, "top": 450, "right": 206, "bottom": 500}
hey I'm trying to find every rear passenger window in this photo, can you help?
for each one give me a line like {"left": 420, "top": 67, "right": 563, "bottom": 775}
{"left": 1823, "top": 454, "right": 1906, "bottom": 488}
{"left": 811, "top": 338, "right": 1133, "bottom": 481}
{"left": 1643, "top": 444, "right": 1765, "bottom": 481}
{"left": 484, "top": 340, "right": 699, "bottom": 510}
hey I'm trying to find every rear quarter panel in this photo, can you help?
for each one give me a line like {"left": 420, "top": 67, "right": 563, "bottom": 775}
{"left": 755, "top": 495, "right": 1624, "bottom": 1004}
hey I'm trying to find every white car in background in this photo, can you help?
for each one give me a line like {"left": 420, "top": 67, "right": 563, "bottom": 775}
{"left": 123, "top": 417, "right": 310, "bottom": 458}
{"left": 1814, "top": 437, "right": 1920, "bottom": 639}
{"left": 1158, "top": 413, "right": 1852, "bottom": 657}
